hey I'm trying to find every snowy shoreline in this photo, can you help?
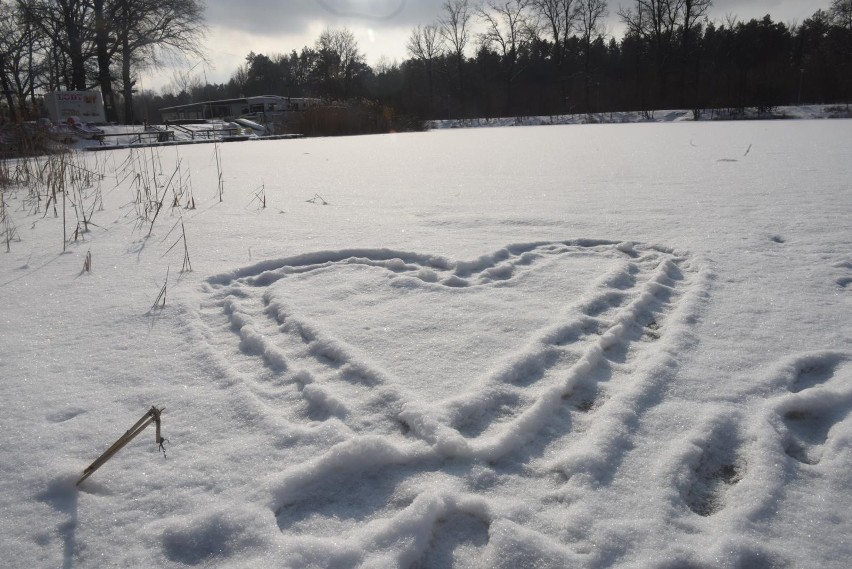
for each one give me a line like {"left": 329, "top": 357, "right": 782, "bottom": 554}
{"left": 427, "top": 104, "right": 852, "bottom": 130}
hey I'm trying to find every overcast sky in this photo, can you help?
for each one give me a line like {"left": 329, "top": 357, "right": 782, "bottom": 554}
{"left": 144, "top": 0, "right": 828, "bottom": 92}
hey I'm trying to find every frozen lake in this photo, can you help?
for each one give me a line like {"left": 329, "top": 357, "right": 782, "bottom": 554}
{"left": 1, "top": 120, "right": 850, "bottom": 567}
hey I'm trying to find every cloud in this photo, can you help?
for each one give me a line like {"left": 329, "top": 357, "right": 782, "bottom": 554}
{"left": 204, "top": 0, "right": 823, "bottom": 46}
{"left": 204, "top": 0, "right": 446, "bottom": 37}
{"left": 196, "top": 0, "right": 449, "bottom": 82}
{"left": 695, "top": 0, "right": 821, "bottom": 25}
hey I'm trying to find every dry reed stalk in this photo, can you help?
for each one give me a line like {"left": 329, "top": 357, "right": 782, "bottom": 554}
{"left": 249, "top": 183, "right": 266, "bottom": 210}
{"left": 151, "top": 266, "right": 170, "bottom": 311}
{"left": 163, "top": 216, "right": 192, "bottom": 273}
{"left": 213, "top": 140, "right": 224, "bottom": 202}
{"left": 76, "top": 406, "right": 166, "bottom": 486}
{"left": 1, "top": 190, "right": 19, "bottom": 252}
{"left": 306, "top": 193, "right": 328, "bottom": 205}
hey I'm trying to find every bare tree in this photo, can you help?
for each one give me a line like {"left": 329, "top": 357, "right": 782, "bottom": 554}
{"left": 315, "top": 27, "right": 366, "bottom": 100}
{"left": 408, "top": 24, "right": 444, "bottom": 61}
{"left": 167, "top": 69, "right": 202, "bottom": 100}
{"left": 407, "top": 24, "right": 444, "bottom": 114}
{"left": 681, "top": 0, "right": 711, "bottom": 38}
{"left": 530, "top": 0, "right": 578, "bottom": 110}
{"left": 679, "top": 0, "right": 711, "bottom": 107}
{"left": 18, "top": 0, "right": 93, "bottom": 91}
{"left": 92, "top": 0, "right": 118, "bottom": 121}
{"left": 619, "top": 0, "right": 683, "bottom": 57}
{"left": 0, "top": 38, "right": 17, "bottom": 119}
{"left": 619, "top": 0, "right": 683, "bottom": 106}
{"left": 4, "top": 0, "right": 48, "bottom": 114}
{"left": 478, "top": 0, "right": 536, "bottom": 113}
{"left": 577, "top": 0, "right": 608, "bottom": 111}
{"left": 1, "top": 2, "right": 26, "bottom": 118}
{"left": 531, "top": 0, "right": 578, "bottom": 65}
{"left": 113, "top": 0, "right": 206, "bottom": 123}
{"left": 439, "top": 0, "right": 474, "bottom": 115}
{"left": 831, "top": 0, "right": 852, "bottom": 29}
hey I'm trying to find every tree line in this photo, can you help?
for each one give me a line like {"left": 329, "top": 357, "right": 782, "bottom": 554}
{"left": 150, "top": 0, "right": 851, "bottom": 123}
{"left": 3, "top": 0, "right": 851, "bottom": 124}
{"left": 0, "top": 0, "right": 205, "bottom": 123}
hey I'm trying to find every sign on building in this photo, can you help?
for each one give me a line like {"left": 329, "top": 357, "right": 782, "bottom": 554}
{"left": 44, "top": 91, "right": 107, "bottom": 124}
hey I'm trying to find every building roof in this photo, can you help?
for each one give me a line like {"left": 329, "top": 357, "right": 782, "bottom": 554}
{"left": 158, "top": 95, "right": 290, "bottom": 113}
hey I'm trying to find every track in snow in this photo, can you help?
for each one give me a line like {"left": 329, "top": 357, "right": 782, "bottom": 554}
{"left": 198, "top": 240, "right": 708, "bottom": 565}
{"left": 775, "top": 354, "right": 852, "bottom": 467}
{"left": 673, "top": 351, "right": 852, "bottom": 529}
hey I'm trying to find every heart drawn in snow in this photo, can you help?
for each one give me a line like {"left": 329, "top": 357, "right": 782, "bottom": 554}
{"left": 207, "top": 241, "right": 685, "bottom": 411}
{"left": 262, "top": 243, "right": 633, "bottom": 398}
{"left": 203, "top": 240, "right": 698, "bottom": 559}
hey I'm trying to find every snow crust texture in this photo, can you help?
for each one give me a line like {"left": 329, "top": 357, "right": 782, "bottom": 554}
{"left": 1, "top": 120, "right": 850, "bottom": 568}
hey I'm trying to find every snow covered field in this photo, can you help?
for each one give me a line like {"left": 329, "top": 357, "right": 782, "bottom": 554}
{"left": 1, "top": 120, "right": 850, "bottom": 568}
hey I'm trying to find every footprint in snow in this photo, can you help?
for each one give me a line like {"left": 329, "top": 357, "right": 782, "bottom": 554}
{"left": 782, "top": 408, "right": 845, "bottom": 465}
{"left": 789, "top": 356, "right": 841, "bottom": 393}
{"left": 46, "top": 408, "right": 86, "bottom": 423}
{"left": 412, "top": 512, "right": 490, "bottom": 569}
{"left": 831, "top": 259, "right": 851, "bottom": 289}
{"left": 777, "top": 354, "right": 851, "bottom": 466}
{"left": 682, "top": 420, "right": 746, "bottom": 517}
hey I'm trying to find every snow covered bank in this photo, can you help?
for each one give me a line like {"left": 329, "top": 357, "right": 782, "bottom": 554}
{"left": 428, "top": 104, "right": 852, "bottom": 130}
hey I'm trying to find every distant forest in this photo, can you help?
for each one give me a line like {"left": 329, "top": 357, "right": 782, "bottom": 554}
{"left": 147, "top": 0, "right": 852, "bottom": 122}
{"left": 2, "top": 0, "right": 851, "bottom": 123}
